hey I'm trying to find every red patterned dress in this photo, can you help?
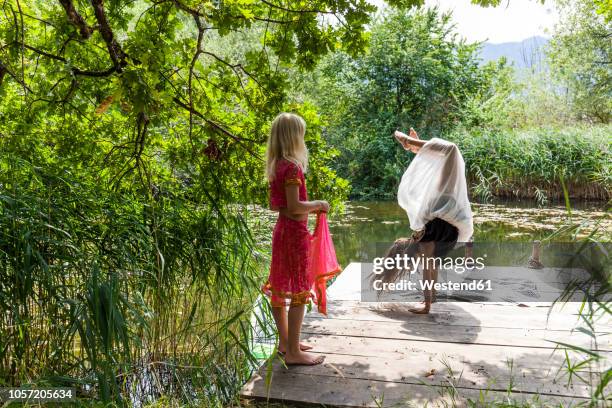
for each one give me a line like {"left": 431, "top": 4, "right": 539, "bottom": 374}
{"left": 262, "top": 159, "right": 313, "bottom": 307}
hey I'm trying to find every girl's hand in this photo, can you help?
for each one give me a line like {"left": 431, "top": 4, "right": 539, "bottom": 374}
{"left": 317, "top": 200, "right": 330, "bottom": 213}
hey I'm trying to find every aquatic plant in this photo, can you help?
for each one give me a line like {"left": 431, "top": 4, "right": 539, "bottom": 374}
{"left": 0, "top": 155, "right": 272, "bottom": 406}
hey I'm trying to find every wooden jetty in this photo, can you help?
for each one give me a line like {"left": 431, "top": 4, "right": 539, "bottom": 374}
{"left": 241, "top": 263, "right": 610, "bottom": 407}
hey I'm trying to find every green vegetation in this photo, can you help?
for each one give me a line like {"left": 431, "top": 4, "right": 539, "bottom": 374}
{"left": 304, "top": 7, "right": 510, "bottom": 199}
{"left": 305, "top": 3, "right": 611, "bottom": 200}
{"left": 449, "top": 125, "right": 611, "bottom": 203}
{"left": 1, "top": 155, "right": 263, "bottom": 404}
{"left": 0, "top": 0, "right": 609, "bottom": 406}
{"left": 0, "top": 0, "right": 371, "bottom": 404}
{"left": 549, "top": 0, "right": 611, "bottom": 123}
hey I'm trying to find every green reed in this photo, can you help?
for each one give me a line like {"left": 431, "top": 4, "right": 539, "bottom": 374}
{"left": 447, "top": 124, "right": 611, "bottom": 203}
{"left": 541, "top": 178, "right": 611, "bottom": 407}
{"left": 0, "top": 154, "right": 272, "bottom": 406}
{"left": 550, "top": 238, "right": 611, "bottom": 405}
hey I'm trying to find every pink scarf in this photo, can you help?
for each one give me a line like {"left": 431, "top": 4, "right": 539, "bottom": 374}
{"left": 309, "top": 213, "right": 342, "bottom": 315}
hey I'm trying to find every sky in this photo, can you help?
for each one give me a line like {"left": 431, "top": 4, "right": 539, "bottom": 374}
{"left": 371, "top": 0, "right": 560, "bottom": 44}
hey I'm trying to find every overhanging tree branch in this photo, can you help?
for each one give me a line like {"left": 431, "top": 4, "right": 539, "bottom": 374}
{"left": 58, "top": 0, "right": 93, "bottom": 39}
{"left": 0, "top": 64, "right": 6, "bottom": 87}
{"left": 0, "top": 59, "right": 32, "bottom": 92}
{"left": 72, "top": 66, "right": 116, "bottom": 77}
{"left": 169, "top": 0, "right": 292, "bottom": 24}
{"left": 260, "top": 0, "right": 332, "bottom": 14}
{"left": 188, "top": 15, "right": 205, "bottom": 153}
{"left": 171, "top": 0, "right": 205, "bottom": 18}
{"left": 90, "top": 0, "right": 127, "bottom": 71}
{"left": 18, "top": 42, "right": 115, "bottom": 77}
{"left": 172, "top": 96, "right": 261, "bottom": 160}
{"left": 200, "top": 50, "right": 266, "bottom": 95}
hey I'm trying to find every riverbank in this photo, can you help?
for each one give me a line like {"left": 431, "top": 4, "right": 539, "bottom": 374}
{"left": 340, "top": 125, "right": 611, "bottom": 201}
{"left": 448, "top": 125, "right": 611, "bottom": 202}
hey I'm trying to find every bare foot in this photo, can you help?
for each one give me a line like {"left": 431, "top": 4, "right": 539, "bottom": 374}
{"left": 409, "top": 304, "right": 430, "bottom": 314}
{"left": 408, "top": 127, "right": 419, "bottom": 140}
{"left": 393, "top": 130, "right": 411, "bottom": 149}
{"left": 278, "top": 342, "right": 312, "bottom": 354}
{"left": 393, "top": 129, "right": 419, "bottom": 153}
{"left": 283, "top": 350, "right": 325, "bottom": 366}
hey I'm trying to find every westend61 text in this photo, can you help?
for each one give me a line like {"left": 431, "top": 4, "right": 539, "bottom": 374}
{"left": 372, "top": 279, "right": 493, "bottom": 292}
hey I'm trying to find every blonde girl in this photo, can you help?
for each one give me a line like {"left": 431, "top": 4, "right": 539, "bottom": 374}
{"left": 262, "top": 113, "right": 329, "bottom": 366}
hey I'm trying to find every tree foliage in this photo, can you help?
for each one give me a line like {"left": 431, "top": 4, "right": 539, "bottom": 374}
{"left": 0, "top": 0, "right": 378, "bottom": 206}
{"left": 548, "top": 0, "right": 612, "bottom": 123}
{"left": 309, "top": 7, "right": 507, "bottom": 198}
{"left": 0, "top": 0, "right": 375, "bottom": 401}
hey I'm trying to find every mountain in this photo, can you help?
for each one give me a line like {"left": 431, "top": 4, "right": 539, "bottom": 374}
{"left": 479, "top": 36, "right": 549, "bottom": 69}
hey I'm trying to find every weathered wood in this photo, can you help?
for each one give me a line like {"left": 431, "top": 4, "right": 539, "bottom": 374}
{"left": 298, "top": 332, "right": 609, "bottom": 373}
{"left": 307, "top": 300, "right": 611, "bottom": 331}
{"left": 241, "top": 263, "right": 610, "bottom": 407}
{"left": 528, "top": 240, "right": 544, "bottom": 269}
{"left": 242, "top": 371, "right": 592, "bottom": 408}
{"left": 302, "top": 317, "right": 610, "bottom": 351}
{"left": 250, "top": 351, "right": 596, "bottom": 398}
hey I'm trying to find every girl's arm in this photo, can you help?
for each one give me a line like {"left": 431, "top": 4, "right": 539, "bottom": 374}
{"left": 285, "top": 184, "right": 329, "bottom": 214}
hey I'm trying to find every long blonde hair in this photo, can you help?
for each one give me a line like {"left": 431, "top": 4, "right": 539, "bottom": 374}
{"left": 265, "top": 112, "right": 308, "bottom": 181}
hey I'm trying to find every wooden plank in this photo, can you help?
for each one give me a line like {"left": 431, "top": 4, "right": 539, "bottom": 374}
{"left": 240, "top": 262, "right": 610, "bottom": 407}
{"left": 322, "top": 299, "right": 600, "bottom": 318}
{"left": 249, "top": 352, "right": 596, "bottom": 398}
{"left": 301, "top": 316, "right": 611, "bottom": 351}
{"left": 307, "top": 301, "right": 611, "bottom": 331}
{"left": 325, "top": 299, "right": 580, "bottom": 312}
{"left": 242, "top": 371, "right": 592, "bottom": 408}
{"left": 299, "top": 332, "right": 609, "bottom": 371}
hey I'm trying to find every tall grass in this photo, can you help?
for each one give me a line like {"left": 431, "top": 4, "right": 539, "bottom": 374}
{"left": 0, "top": 154, "right": 269, "bottom": 405}
{"left": 447, "top": 125, "right": 611, "bottom": 202}
{"left": 549, "top": 221, "right": 611, "bottom": 406}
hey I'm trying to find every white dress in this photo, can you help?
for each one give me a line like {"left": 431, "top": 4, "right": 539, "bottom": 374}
{"left": 397, "top": 138, "right": 474, "bottom": 243}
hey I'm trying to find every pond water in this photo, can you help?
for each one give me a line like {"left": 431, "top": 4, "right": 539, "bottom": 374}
{"left": 329, "top": 200, "right": 611, "bottom": 267}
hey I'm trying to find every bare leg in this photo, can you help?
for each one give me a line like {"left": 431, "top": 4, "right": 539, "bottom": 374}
{"left": 432, "top": 265, "right": 439, "bottom": 303}
{"left": 410, "top": 242, "right": 435, "bottom": 314}
{"left": 283, "top": 304, "right": 325, "bottom": 365}
{"left": 272, "top": 306, "right": 313, "bottom": 354}
{"left": 410, "top": 267, "right": 433, "bottom": 314}
{"left": 271, "top": 306, "right": 288, "bottom": 352}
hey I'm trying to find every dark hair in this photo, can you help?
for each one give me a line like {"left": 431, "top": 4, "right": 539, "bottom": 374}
{"left": 371, "top": 218, "right": 459, "bottom": 287}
